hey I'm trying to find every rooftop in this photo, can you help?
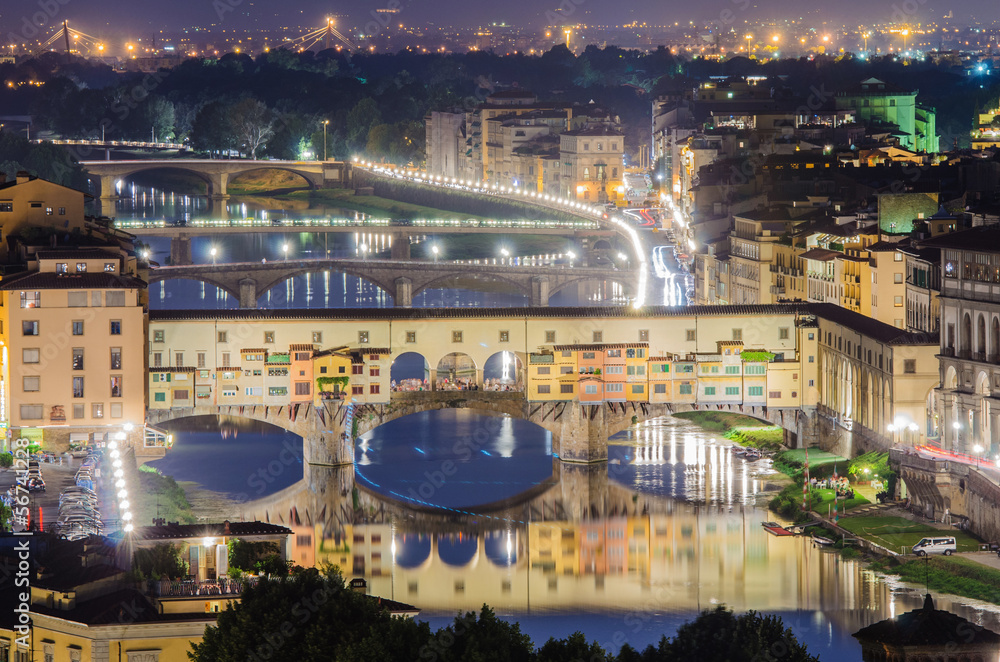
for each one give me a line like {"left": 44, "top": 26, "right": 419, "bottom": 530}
{"left": 0, "top": 272, "right": 146, "bottom": 291}
{"left": 131, "top": 520, "right": 291, "bottom": 541}
{"left": 920, "top": 225, "right": 1000, "bottom": 252}
{"left": 854, "top": 594, "right": 1000, "bottom": 647}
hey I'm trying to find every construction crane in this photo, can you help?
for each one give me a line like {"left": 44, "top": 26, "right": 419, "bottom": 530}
{"left": 279, "top": 17, "right": 356, "bottom": 52}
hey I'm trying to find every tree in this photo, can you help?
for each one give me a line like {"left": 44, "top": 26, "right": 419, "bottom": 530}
{"left": 654, "top": 607, "right": 819, "bottom": 662}
{"left": 132, "top": 543, "right": 188, "bottom": 580}
{"left": 188, "top": 568, "right": 430, "bottom": 662}
{"left": 346, "top": 97, "right": 382, "bottom": 153}
{"left": 190, "top": 100, "right": 236, "bottom": 156}
{"left": 537, "top": 631, "right": 611, "bottom": 662}
{"left": 229, "top": 98, "right": 274, "bottom": 159}
{"left": 427, "top": 606, "right": 534, "bottom": 662}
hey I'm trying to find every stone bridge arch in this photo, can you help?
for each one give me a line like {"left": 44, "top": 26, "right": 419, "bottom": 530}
{"left": 250, "top": 266, "right": 396, "bottom": 304}
{"left": 146, "top": 273, "right": 243, "bottom": 302}
{"left": 415, "top": 272, "right": 532, "bottom": 299}
{"left": 548, "top": 274, "right": 633, "bottom": 300}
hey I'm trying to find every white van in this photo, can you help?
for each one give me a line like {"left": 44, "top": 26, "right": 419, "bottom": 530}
{"left": 912, "top": 536, "right": 957, "bottom": 556}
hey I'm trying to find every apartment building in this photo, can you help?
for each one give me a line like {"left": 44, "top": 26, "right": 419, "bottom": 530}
{"left": 2, "top": 247, "right": 146, "bottom": 448}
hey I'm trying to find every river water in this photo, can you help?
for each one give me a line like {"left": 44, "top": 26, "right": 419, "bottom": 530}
{"left": 152, "top": 412, "right": 1000, "bottom": 660}
{"left": 129, "top": 181, "right": 1000, "bottom": 659}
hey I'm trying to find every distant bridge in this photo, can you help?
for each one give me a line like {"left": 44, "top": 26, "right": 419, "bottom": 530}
{"left": 147, "top": 258, "right": 634, "bottom": 308}
{"left": 81, "top": 159, "right": 351, "bottom": 216}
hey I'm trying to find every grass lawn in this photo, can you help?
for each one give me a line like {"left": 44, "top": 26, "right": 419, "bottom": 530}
{"left": 776, "top": 449, "right": 849, "bottom": 480}
{"left": 871, "top": 556, "right": 1000, "bottom": 605}
{"left": 809, "top": 488, "right": 870, "bottom": 514}
{"left": 133, "top": 467, "right": 197, "bottom": 526}
{"left": 839, "top": 516, "right": 980, "bottom": 554}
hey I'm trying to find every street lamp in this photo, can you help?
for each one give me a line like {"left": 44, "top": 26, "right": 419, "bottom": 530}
{"left": 431, "top": 244, "right": 439, "bottom": 263}
{"left": 745, "top": 34, "right": 753, "bottom": 53}
{"left": 974, "top": 444, "right": 984, "bottom": 468}
{"left": 567, "top": 250, "right": 576, "bottom": 266}
{"left": 908, "top": 422, "right": 919, "bottom": 446}
{"left": 953, "top": 421, "right": 962, "bottom": 451}
{"left": 901, "top": 29, "right": 909, "bottom": 54}
{"left": 210, "top": 246, "right": 217, "bottom": 265}
{"left": 500, "top": 247, "right": 510, "bottom": 265}
{"left": 322, "top": 119, "right": 329, "bottom": 161}
{"left": 282, "top": 243, "right": 289, "bottom": 260}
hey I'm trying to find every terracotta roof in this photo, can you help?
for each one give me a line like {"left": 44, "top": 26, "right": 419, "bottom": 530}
{"left": 553, "top": 343, "right": 648, "bottom": 351}
{"left": 240, "top": 348, "right": 267, "bottom": 353}
{"left": 35, "top": 248, "right": 122, "bottom": 260}
{"left": 27, "top": 588, "right": 217, "bottom": 626}
{"left": 149, "top": 366, "right": 198, "bottom": 373}
{"left": 920, "top": 225, "right": 1000, "bottom": 252}
{"left": 799, "top": 248, "right": 841, "bottom": 261}
{"left": 854, "top": 594, "right": 1000, "bottom": 647}
{"left": 0, "top": 272, "right": 145, "bottom": 290}
{"left": 289, "top": 344, "right": 315, "bottom": 352}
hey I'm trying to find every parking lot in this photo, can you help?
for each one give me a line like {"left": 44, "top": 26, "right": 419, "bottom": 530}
{"left": 1, "top": 453, "right": 110, "bottom": 535}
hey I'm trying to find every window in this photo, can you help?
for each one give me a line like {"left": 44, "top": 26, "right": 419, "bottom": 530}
{"left": 545, "top": 331, "right": 556, "bottom": 343}
{"left": 725, "top": 386, "right": 740, "bottom": 396}
{"left": 358, "top": 331, "right": 369, "bottom": 344}
{"left": 560, "top": 366, "right": 573, "bottom": 374}
{"left": 264, "top": 331, "right": 275, "bottom": 344}
{"left": 72, "top": 348, "right": 84, "bottom": 370}
{"left": 245, "top": 387, "right": 263, "bottom": 397}
{"left": 584, "top": 384, "right": 598, "bottom": 394}
{"left": 654, "top": 383, "right": 666, "bottom": 394}
{"left": 0, "top": 202, "right": 11, "bottom": 212}
{"left": 110, "top": 376, "right": 122, "bottom": 397}
{"left": 153, "top": 352, "right": 162, "bottom": 367}
{"left": 268, "top": 387, "right": 288, "bottom": 396}
{"left": 748, "top": 386, "right": 764, "bottom": 396}
{"left": 808, "top": 333, "right": 815, "bottom": 340}
{"left": 745, "top": 365, "right": 766, "bottom": 375}
{"left": 894, "top": 273, "right": 903, "bottom": 284}
{"left": 499, "top": 330, "right": 509, "bottom": 343}
{"left": 101, "top": 262, "right": 116, "bottom": 274}
{"left": 22, "top": 321, "right": 38, "bottom": 335}
{"left": 560, "top": 384, "right": 574, "bottom": 394}
{"left": 686, "top": 329, "right": 696, "bottom": 341}
{"left": 68, "top": 291, "right": 87, "bottom": 307}
{"left": 894, "top": 296, "right": 903, "bottom": 307}
{"left": 370, "top": 384, "right": 380, "bottom": 395}
{"left": 23, "top": 376, "right": 39, "bottom": 392}
{"left": 295, "top": 382, "right": 311, "bottom": 396}
{"left": 58, "top": 207, "right": 65, "bottom": 215}
{"left": 370, "top": 367, "right": 380, "bottom": 377}
{"left": 582, "top": 352, "right": 595, "bottom": 360}
{"left": 352, "top": 385, "right": 364, "bottom": 395}
{"left": 91, "top": 403, "right": 104, "bottom": 418}
{"left": 105, "top": 291, "right": 125, "bottom": 306}
{"left": 537, "top": 367, "right": 551, "bottom": 375}
{"left": 452, "top": 331, "right": 463, "bottom": 343}
{"left": 153, "top": 330, "right": 165, "bottom": 343}
{"left": 45, "top": 207, "right": 53, "bottom": 216}
{"left": 406, "top": 331, "right": 417, "bottom": 343}
{"left": 538, "top": 384, "right": 551, "bottom": 394}
{"left": 72, "top": 320, "right": 84, "bottom": 335}
{"left": 154, "top": 392, "right": 166, "bottom": 403}
{"left": 20, "top": 291, "right": 40, "bottom": 308}
{"left": 607, "top": 349, "right": 622, "bottom": 358}
{"left": 110, "top": 403, "right": 123, "bottom": 418}
{"left": 111, "top": 348, "right": 122, "bottom": 370}
{"left": 768, "top": 391, "right": 782, "bottom": 399}
{"left": 55, "top": 262, "right": 68, "bottom": 274}
{"left": 352, "top": 365, "right": 363, "bottom": 375}
{"left": 679, "top": 384, "right": 692, "bottom": 395}
{"left": 632, "top": 384, "right": 645, "bottom": 394}
{"left": 175, "top": 353, "right": 184, "bottom": 368}
{"left": 704, "top": 387, "right": 716, "bottom": 395}
{"left": 732, "top": 328, "right": 743, "bottom": 341}
{"left": 217, "top": 331, "right": 228, "bottom": 343}
{"left": 76, "top": 262, "right": 87, "bottom": 273}
{"left": 110, "top": 320, "right": 121, "bottom": 335}
{"left": 638, "top": 330, "right": 649, "bottom": 342}
{"left": 779, "top": 327, "right": 789, "bottom": 340}
{"left": 197, "top": 352, "right": 206, "bottom": 368}
{"left": 592, "top": 331, "right": 603, "bottom": 343}
{"left": 20, "top": 405, "right": 43, "bottom": 420}
{"left": 725, "top": 366, "right": 740, "bottom": 374}
{"left": 894, "top": 252, "right": 903, "bottom": 262}
{"left": 23, "top": 348, "right": 39, "bottom": 364}
{"left": 904, "top": 359, "right": 916, "bottom": 374}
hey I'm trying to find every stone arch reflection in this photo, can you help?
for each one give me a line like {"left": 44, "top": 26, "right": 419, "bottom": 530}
{"left": 438, "top": 534, "right": 479, "bottom": 568}
{"left": 394, "top": 533, "right": 432, "bottom": 569}
{"left": 484, "top": 530, "right": 518, "bottom": 567}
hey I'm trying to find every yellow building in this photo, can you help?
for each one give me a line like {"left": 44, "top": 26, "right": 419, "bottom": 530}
{"left": 0, "top": 173, "right": 88, "bottom": 258}
{"left": 2, "top": 247, "right": 146, "bottom": 450}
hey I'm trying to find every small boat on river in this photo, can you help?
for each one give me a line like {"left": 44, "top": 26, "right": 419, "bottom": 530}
{"left": 811, "top": 535, "right": 836, "bottom": 547}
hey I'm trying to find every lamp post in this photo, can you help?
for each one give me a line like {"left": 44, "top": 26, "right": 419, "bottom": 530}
{"left": 322, "top": 119, "right": 329, "bottom": 161}
{"left": 953, "top": 421, "right": 962, "bottom": 452}
{"left": 745, "top": 34, "right": 752, "bottom": 54}
{"left": 431, "top": 244, "right": 439, "bottom": 263}
{"left": 974, "top": 444, "right": 984, "bottom": 468}
{"left": 210, "top": 246, "right": 217, "bottom": 266}
{"left": 567, "top": 250, "right": 576, "bottom": 267}
{"left": 908, "top": 422, "right": 919, "bottom": 447}
{"left": 887, "top": 423, "right": 897, "bottom": 446}
{"left": 282, "top": 243, "right": 289, "bottom": 261}
{"left": 500, "top": 247, "right": 510, "bottom": 265}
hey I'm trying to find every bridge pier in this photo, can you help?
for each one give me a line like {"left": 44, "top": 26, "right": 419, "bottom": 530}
{"left": 390, "top": 233, "right": 411, "bottom": 260}
{"left": 239, "top": 278, "right": 258, "bottom": 309}
{"left": 208, "top": 195, "right": 231, "bottom": 218}
{"left": 98, "top": 174, "right": 119, "bottom": 218}
{"left": 170, "top": 236, "right": 193, "bottom": 266}
{"left": 530, "top": 276, "right": 550, "bottom": 307}
{"left": 394, "top": 277, "right": 413, "bottom": 307}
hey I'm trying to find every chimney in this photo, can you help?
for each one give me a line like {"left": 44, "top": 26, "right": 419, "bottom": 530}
{"left": 16, "top": 171, "right": 31, "bottom": 185}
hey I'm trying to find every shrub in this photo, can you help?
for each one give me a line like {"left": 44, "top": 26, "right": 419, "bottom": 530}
{"left": 0, "top": 452, "right": 13, "bottom": 468}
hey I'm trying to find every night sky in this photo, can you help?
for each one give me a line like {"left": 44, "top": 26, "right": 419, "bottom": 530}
{"left": 0, "top": 0, "right": 989, "bottom": 36}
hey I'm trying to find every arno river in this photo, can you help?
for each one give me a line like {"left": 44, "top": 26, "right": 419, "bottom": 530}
{"left": 131, "top": 184, "right": 1000, "bottom": 659}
